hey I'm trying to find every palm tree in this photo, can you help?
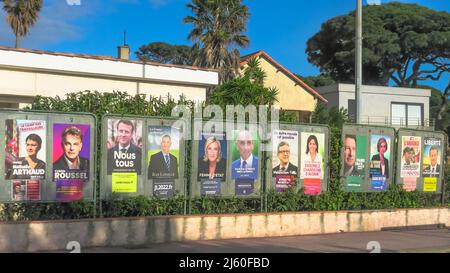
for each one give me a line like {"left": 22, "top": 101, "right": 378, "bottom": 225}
{"left": 2, "top": 0, "right": 43, "bottom": 48}
{"left": 243, "top": 57, "right": 266, "bottom": 85}
{"left": 183, "top": 0, "right": 250, "bottom": 82}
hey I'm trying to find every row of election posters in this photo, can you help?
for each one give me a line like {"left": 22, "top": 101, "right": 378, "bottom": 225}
{"left": 270, "top": 125, "right": 328, "bottom": 195}
{"left": 192, "top": 128, "right": 261, "bottom": 197}
{"left": 341, "top": 125, "right": 445, "bottom": 193}
{"left": 398, "top": 130, "right": 444, "bottom": 192}
{"left": 191, "top": 124, "right": 329, "bottom": 197}
{"left": 103, "top": 117, "right": 184, "bottom": 199}
{"left": 3, "top": 114, "right": 94, "bottom": 202}
{"left": 342, "top": 126, "right": 396, "bottom": 192}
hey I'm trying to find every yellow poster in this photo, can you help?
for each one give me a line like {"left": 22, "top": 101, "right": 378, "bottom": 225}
{"left": 423, "top": 177, "right": 437, "bottom": 192}
{"left": 112, "top": 172, "right": 137, "bottom": 193}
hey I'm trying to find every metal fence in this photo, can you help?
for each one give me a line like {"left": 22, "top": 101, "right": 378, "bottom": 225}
{"left": 348, "top": 115, "right": 435, "bottom": 131}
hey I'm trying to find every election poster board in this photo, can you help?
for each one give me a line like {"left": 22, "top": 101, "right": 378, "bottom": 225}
{"left": 191, "top": 121, "right": 262, "bottom": 198}
{"left": 341, "top": 125, "right": 395, "bottom": 192}
{"left": 5, "top": 119, "right": 46, "bottom": 181}
{"left": 396, "top": 129, "right": 445, "bottom": 193}
{"left": 272, "top": 130, "right": 299, "bottom": 193}
{"left": 369, "top": 135, "right": 391, "bottom": 191}
{"left": 300, "top": 131, "right": 326, "bottom": 195}
{"left": 197, "top": 131, "right": 227, "bottom": 196}
{"left": 190, "top": 120, "right": 229, "bottom": 197}
{"left": 267, "top": 123, "right": 329, "bottom": 195}
{"left": 101, "top": 115, "right": 186, "bottom": 200}
{"left": 230, "top": 124, "right": 262, "bottom": 198}
{"left": 52, "top": 123, "right": 91, "bottom": 201}
{"left": 147, "top": 125, "right": 181, "bottom": 198}
{"left": 0, "top": 109, "right": 96, "bottom": 203}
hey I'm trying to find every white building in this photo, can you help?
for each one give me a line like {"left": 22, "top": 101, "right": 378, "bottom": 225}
{"left": 315, "top": 83, "right": 432, "bottom": 129}
{"left": 0, "top": 46, "right": 219, "bottom": 108}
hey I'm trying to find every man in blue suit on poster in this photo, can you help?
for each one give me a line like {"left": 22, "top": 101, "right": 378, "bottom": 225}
{"left": 231, "top": 130, "right": 258, "bottom": 180}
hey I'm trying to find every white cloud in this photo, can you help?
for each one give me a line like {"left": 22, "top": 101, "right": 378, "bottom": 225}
{"left": 0, "top": 0, "right": 105, "bottom": 48}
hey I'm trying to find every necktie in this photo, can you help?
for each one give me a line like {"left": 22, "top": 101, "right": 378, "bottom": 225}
{"left": 120, "top": 148, "right": 127, "bottom": 153}
{"left": 242, "top": 160, "right": 247, "bottom": 169}
{"left": 165, "top": 154, "right": 170, "bottom": 169}
{"left": 280, "top": 166, "right": 286, "bottom": 172}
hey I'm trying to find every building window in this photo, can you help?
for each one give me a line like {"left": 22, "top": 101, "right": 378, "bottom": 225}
{"left": 391, "top": 102, "right": 423, "bottom": 127}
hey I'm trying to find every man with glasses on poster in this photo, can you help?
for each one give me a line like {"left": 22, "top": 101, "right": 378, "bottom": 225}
{"left": 272, "top": 141, "right": 298, "bottom": 176}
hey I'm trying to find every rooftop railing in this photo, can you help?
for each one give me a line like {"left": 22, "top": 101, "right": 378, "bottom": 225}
{"left": 347, "top": 115, "right": 435, "bottom": 130}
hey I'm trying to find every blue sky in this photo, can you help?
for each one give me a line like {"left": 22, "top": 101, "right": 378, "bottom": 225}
{"left": 0, "top": 0, "right": 448, "bottom": 90}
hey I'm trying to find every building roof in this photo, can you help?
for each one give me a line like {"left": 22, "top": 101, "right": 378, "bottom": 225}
{"left": 0, "top": 46, "right": 218, "bottom": 73}
{"left": 0, "top": 46, "right": 218, "bottom": 87}
{"left": 240, "top": 50, "right": 327, "bottom": 103}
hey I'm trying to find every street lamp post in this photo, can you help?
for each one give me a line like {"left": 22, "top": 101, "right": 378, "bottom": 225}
{"left": 355, "top": 0, "right": 363, "bottom": 124}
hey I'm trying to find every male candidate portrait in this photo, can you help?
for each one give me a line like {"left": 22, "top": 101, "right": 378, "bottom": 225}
{"left": 107, "top": 120, "right": 142, "bottom": 174}
{"left": 148, "top": 134, "right": 179, "bottom": 179}
{"left": 343, "top": 135, "right": 361, "bottom": 177}
{"left": 423, "top": 146, "right": 440, "bottom": 177}
{"left": 53, "top": 126, "right": 89, "bottom": 174}
{"left": 231, "top": 130, "right": 258, "bottom": 180}
{"left": 272, "top": 141, "right": 298, "bottom": 176}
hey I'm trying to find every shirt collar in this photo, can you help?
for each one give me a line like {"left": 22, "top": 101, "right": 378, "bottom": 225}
{"left": 64, "top": 155, "right": 80, "bottom": 169}
{"left": 240, "top": 154, "right": 253, "bottom": 167}
{"left": 119, "top": 144, "right": 130, "bottom": 151}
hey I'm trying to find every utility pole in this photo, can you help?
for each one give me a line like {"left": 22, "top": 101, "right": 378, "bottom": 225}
{"left": 355, "top": 0, "right": 363, "bottom": 124}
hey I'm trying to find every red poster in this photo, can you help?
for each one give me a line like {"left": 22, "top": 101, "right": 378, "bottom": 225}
{"left": 26, "top": 180, "right": 41, "bottom": 201}
{"left": 304, "top": 178, "right": 321, "bottom": 195}
{"left": 402, "top": 177, "right": 417, "bottom": 192}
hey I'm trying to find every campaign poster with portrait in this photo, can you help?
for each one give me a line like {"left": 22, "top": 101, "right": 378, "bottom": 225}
{"left": 198, "top": 131, "right": 227, "bottom": 196}
{"left": 422, "top": 137, "right": 442, "bottom": 192}
{"left": 5, "top": 120, "right": 46, "bottom": 180}
{"left": 343, "top": 134, "right": 366, "bottom": 191}
{"left": 369, "top": 135, "right": 391, "bottom": 191}
{"left": 400, "top": 136, "right": 421, "bottom": 178}
{"left": 300, "top": 132, "right": 325, "bottom": 195}
{"left": 148, "top": 126, "right": 180, "bottom": 198}
{"left": 11, "top": 180, "right": 40, "bottom": 201}
{"left": 52, "top": 123, "right": 90, "bottom": 201}
{"left": 231, "top": 130, "right": 260, "bottom": 180}
{"left": 271, "top": 130, "right": 298, "bottom": 192}
{"left": 51, "top": 124, "right": 90, "bottom": 202}
{"left": 107, "top": 119, "right": 143, "bottom": 193}
{"left": 422, "top": 137, "right": 442, "bottom": 178}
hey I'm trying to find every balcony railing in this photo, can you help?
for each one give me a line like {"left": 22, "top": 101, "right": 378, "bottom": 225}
{"left": 348, "top": 115, "right": 435, "bottom": 130}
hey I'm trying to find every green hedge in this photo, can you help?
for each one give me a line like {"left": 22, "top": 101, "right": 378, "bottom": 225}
{"left": 0, "top": 91, "right": 447, "bottom": 221}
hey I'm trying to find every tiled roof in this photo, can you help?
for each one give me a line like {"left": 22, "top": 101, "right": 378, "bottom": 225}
{"left": 240, "top": 50, "right": 328, "bottom": 103}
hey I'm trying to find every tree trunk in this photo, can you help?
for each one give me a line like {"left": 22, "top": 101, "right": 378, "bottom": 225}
{"left": 15, "top": 35, "right": 19, "bottom": 49}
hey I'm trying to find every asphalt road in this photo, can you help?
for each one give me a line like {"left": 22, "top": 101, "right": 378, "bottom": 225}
{"left": 78, "top": 226, "right": 450, "bottom": 253}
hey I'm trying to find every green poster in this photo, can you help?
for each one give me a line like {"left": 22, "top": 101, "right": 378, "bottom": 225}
{"left": 355, "top": 135, "right": 367, "bottom": 175}
{"left": 346, "top": 176, "right": 363, "bottom": 192}
{"left": 343, "top": 134, "right": 366, "bottom": 192}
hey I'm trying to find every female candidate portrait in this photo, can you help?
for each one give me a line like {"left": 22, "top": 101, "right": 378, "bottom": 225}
{"left": 370, "top": 137, "right": 389, "bottom": 178}
{"left": 198, "top": 136, "right": 226, "bottom": 181}
{"left": 302, "top": 134, "right": 322, "bottom": 178}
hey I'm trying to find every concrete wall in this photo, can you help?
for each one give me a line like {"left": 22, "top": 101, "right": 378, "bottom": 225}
{"left": 0, "top": 69, "right": 207, "bottom": 105}
{"left": 0, "top": 208, "right": 448, "bottom": 252}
